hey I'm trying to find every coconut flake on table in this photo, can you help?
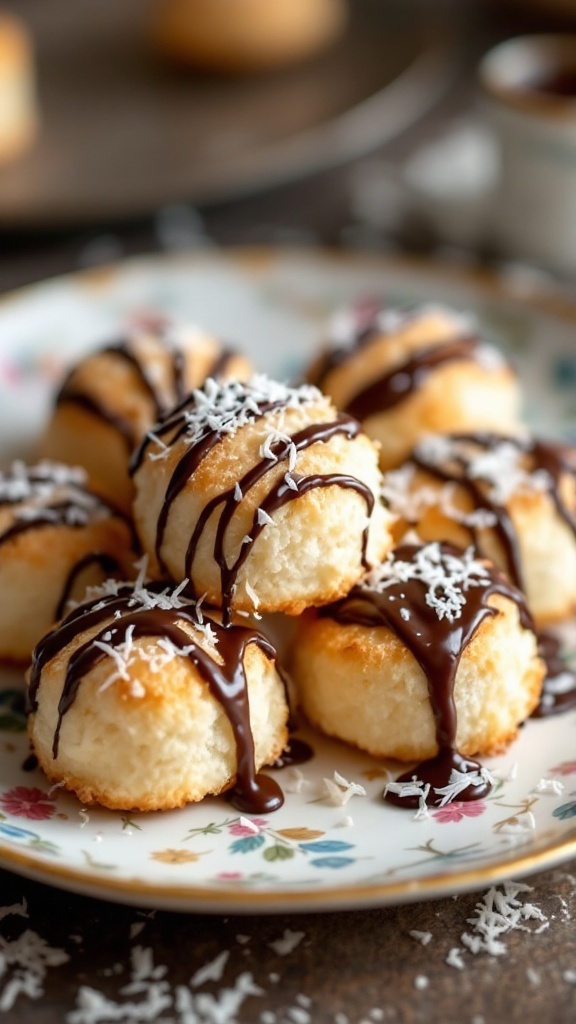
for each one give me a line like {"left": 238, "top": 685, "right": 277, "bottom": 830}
{"left": 434, "top": 766, "right": 494, "bottom": 807}
{"left": 409, "top": 930, "right": 433, "bottom": 947}
{"left": 459, "top": 881, "right": 548, "bottom": 958}
{"left": 0, "top": 901, "right": 69, "bottom": 1014}
{"left": 268, "top": 931, "right": 305, "bottom": 957}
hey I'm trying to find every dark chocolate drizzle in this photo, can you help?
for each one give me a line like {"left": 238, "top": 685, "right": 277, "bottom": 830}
{"left": 27, "top": 583, "right": 285, "bottom": 814}
{"left": 0, "top": 466, "right": 131, "bottom": 624}
{"left": 322, "top": 543, "right": 535, "bottom": 808}
{"left": 308, "top": 303, "right": 490, "bottom": 420}
{"left": 21, "top": 753, "right": 38, "bottom": 772}
{"left": 55, "top": 552, "right": 122, "bottom": 621}
{"left": 132, "top": 395, "right": 375, "bottom": 625}
{"left": 345, "top": 338, "right": 481, "bottom": 422}
{"left": 56, "top": 334, "right": 237, "bottom": 451}
{"left": 412, "top": 431, "right": 576, "bottom": 615}
{"left": 533, "top": 631, "right": 576, "bottom": 718}
{"left": 271, "top": 737, "right": 314, "bottom": 769}
{"left": 308, "top": 299, "right": 391, "bottom": 385}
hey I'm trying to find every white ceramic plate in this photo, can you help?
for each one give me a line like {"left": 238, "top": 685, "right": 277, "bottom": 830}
{"left": 1, "top": 249, "right": 576, "bottom": 914}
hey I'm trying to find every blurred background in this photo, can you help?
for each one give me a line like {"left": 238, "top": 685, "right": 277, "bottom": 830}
{"left": 0, "top": 0, "right": 576, "bottom": 291}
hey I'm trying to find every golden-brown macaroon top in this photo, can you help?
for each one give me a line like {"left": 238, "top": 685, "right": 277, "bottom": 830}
{"left": 0, "top": 460, "right": 136, "bottom": 663}
{"left": 306, "top": 303, "right": 521, "bottom": 469}
{"left": 131, "top": 374, "right": 394, "bottom": 619}
{"left": 27, "top": 572, "right": 289, "bottom": 812}
{"left": 292, "top": 541, "right": 544, "bottom": 809}
{"left": 382, "top": 432, "right": 576, "bottom": 625}
{"left": 40, "top": 318, "right": 252, "bottom": 513}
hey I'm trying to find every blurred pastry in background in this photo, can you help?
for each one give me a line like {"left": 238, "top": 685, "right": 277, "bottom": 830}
{"left": 0, "top": 11, "right": 37, "bottom": 163}
{"left": 306, "top": 303, "right": 521, "bottom": 471}
{"left": 382, "top": 432, "right": 576, "bottom": 627}
{"left": 150, "top": 0, "right": 348, "bottom": 74}
{"left": 40, "top": 319, "right": 252, "bottom": 515}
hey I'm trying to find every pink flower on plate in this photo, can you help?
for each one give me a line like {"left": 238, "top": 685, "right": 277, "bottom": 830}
{"left": 432, "top": 800, "right": 486, "bottom": 824}
{"left": 216, "top": 871, "right": 243, "bottom": 880}
{"left": 0, "top": 360, "right": 20, "bottom": 385}
{"left": 0, "top": 786, "right": 56, "bottom": 821}
{"left": 551, "top": 761, "right": 576, "bottom": 776}
{"left": 228, "top": 818, "right": 268, "bottom": 837}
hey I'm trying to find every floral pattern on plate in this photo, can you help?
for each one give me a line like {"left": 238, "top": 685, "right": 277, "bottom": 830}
{"left": 0, "top": 249, "right": 575, "bottom": 912}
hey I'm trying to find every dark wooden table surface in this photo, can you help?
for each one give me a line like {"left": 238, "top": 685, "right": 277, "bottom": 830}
{"left": 1, "top": 1, "right": 576, "bottom": 1021}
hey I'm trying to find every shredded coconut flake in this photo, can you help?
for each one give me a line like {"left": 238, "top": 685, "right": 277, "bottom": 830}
{"left": 498, "top": 811, "right": 536, "bottom": 834}
{"left": 0, "top": 913, "right": 69, "bottom": 1013}
{"left": 164, "top": 376, "right": 321, "bottom": 457}
{"left": 363, "top": 542, "right": 489, "bottom": 623}
{"left": 534, "top": 778, "right": 564, "bottom": 795}
{"left": 268, "top": 931, "right": 305, "bottom": 957}
{"left": 414, "top": 434, "right": 552, "bottom": 506}
{"left": 459, "top": 881, "right": 548, "bottom": 959}
{"left": 321, "top": 772, "right": 367, "bottom": 806}
{"left": 446, "top": 948, "right": 465, "bottom": 970}
{"left": 0, "top": 460, "right": 110, "bottom": 527}
{"left": 244, "top": 581, "right": 260, "bottom": 611}
{"left": 190, "top": 950, "right": 230, "bottom": 987}
{"left": 257, "top": 508, "right": 275, "bottom": 527}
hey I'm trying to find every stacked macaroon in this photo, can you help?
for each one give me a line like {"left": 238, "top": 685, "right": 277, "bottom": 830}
{"left": 292, "top": 299, "right": 576, "bottom": 809}
{"left": 9, "top": 298, "right": 571, "bottom": 815}
{"left": 22, "top": 321, "right": 395, "bottom": 812}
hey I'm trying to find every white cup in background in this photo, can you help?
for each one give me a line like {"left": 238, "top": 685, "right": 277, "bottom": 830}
{"left": 480, "top": 34, "right": 576, "bottom": 277}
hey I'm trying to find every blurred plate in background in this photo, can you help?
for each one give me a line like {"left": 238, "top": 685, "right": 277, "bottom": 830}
{"left": 0, "top": 0, "right": 454, "bottom": 226}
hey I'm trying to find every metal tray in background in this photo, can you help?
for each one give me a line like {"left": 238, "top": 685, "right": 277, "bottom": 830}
{"left": 0, "top": 0, "right": 455, "bottom": 226}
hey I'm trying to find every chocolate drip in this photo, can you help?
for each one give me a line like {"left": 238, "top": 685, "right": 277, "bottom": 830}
{"left": 412, "top": 432, "right": 576, "bottom": 593}
{"left": 208, "top": 348, "right": 238, "bottom": 381}
{"left": 55, "top": 551, "right": 122, "bottom": 621}
{"left": 162, "top": 414, "right": 373, "bottom": 624}
{"left": 345, "top": 337, "right": 480, "bottom": 422}
{"left": 324, "top": 544, "right": 534, "bottom": 808}
{"left": 0, "top": 500, "right": 109, "bottom": 554}
{"left": 57, "top": 336, "right": 236, "bottom": 451}
{"left": 28, "top": 585, "right": 284, "bottom": 814}
{"left": 56, "top": 386, "right": 136, "bottom": 450}
{"left": 308, "top": 300, "right": 390, "bottom": 387}
{"left": 271, "top": 737, "right": 314, "bottom": 769}
{"left": 533, "top": 631, "right": 576, "bottom": 718}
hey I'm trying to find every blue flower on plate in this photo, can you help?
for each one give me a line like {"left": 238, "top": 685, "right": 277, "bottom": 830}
{"left": 553, "top": 798, "right": 576, "bottom": 820}
{"left": 0, "top": 822, "right": 37, "bottom": 841}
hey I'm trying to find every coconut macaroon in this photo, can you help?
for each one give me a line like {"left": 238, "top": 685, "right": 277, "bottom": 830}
{"left": 131, "top": 375, "right": 394, "bottom": 621}
{"left": 27, "top": 575, "right": 289, "bottom": 812}
{"left": 292, "top": 542, "right": 544, "bottom": 808}
{"left": 0, "top": 461, "right": 135, "bottom": 664}
{"left": 40, "top": 318, "right": 252, "bottom": 514}
{"left": 306, "top": 303, "right": 521, "bottom": 470}
{"left": 383, "top": 432, "right": 576, "bottom": 626}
